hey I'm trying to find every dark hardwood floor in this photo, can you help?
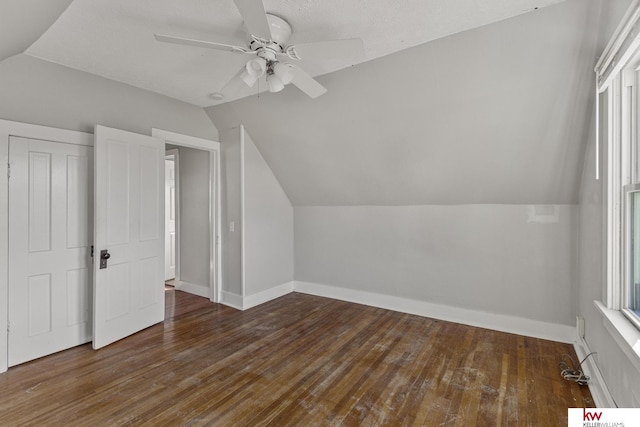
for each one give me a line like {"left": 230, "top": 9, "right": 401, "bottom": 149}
{"left": 164, "top": 285, "right": 211, "bottom": 318}
{"left": 0, "top": 290, "right": 592, "bottom": 426}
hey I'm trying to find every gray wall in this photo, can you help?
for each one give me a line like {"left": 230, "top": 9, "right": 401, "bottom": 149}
{"left": 220, "top": 127, "right": 243, "bottom": 297}
{"left": 167, "top": 145, "right": 211, "bottom": 288}
{"left": 295, "top": 204, "right": 577, "bottom": 325}
{"left": 243, "top": 131, "right": 293, "bottom": 295}
{"left": 0, "top": 53, "right": 219, "bottom": 292}
{"left": 219, "top": 126, "right": 294, "bottom": 301}
{"left": 0, "top": 54, "right": 218, "bottom": 140}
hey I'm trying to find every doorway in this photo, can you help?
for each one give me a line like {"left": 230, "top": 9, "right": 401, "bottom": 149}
{"left": 0, "top": 122, "right": 221, "bottom": 373}
{"left": 165, "top": 150, "right": 178, "bottom": 283}
{"left": 153, "top": 129, "right": 221, "bottom": 304}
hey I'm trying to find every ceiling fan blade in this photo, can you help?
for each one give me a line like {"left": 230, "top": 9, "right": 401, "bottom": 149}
{"left": 213, "top": 62, "right": 268, "bottom": 102}
{"left": 287, "top": 38, "right": 365, "bottom": 62}
{"left": 233, "top": 0, "right": 272, "bottom": 40}
{"left": 218, "top": 65, "right": 250, "bottom": 98}
{"left": 291, "top": 67, "right": 327, "bottom": 99}
{"left": 154, "top": 33, "right": 250, "bottom": 54}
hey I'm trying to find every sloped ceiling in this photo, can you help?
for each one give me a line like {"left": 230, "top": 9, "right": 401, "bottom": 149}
{"left": 0, "top": 0, "right": 619, "bottom": 207}
{"left": 208, "top": 0, "right": 604, "bottom": 206}
{"left": 0, "top": 0, "right": 73, "bottom": 63}
{"left": 25, "top": 0, "right": 564, "bottom": 107}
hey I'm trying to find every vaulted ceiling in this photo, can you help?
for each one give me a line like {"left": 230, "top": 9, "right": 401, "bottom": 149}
{"left": 209, "top": 0, "right": 610, "bottom": 205}
{"left": 0, "top": 0, "right": 73, "bottom": 63}
{"left": 1, "top": 0, "right": 630, "bottom": 206}
{"left": 23, "top": 0, "right": 563, "bottom": 106}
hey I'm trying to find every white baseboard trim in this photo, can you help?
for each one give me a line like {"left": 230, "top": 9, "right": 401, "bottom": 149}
{"left": 573, "top": 336, "right": 616, "bottom": 408}
{"left": 220, "top": 291, "right": 243, "bottom": 310}
{"left": 174, "top": 280, "right": 210, "bottom": 298}
{"left": 294, "top": 281, "right": 577, "bottom": 344}
{"left": 217, "top": 280, "right": 577, "bottom": 343}
{"left": 243, "top": 281, "right": 295, "bottom": 310}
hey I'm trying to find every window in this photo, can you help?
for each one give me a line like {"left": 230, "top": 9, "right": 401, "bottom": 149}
{"left": 627, "top": 185, "right": 640, "bottom": 311}
{"left": 594, "top": 1, "right": 640, "bottom": 377}
{"left": 603, "top": 66, "right": 640, "bottom": 330}
{"left": 626, "top": 184, "right": 640, "bottom": 328}
{"left": 597, "top": 5, "right": 640, "bottom": 332}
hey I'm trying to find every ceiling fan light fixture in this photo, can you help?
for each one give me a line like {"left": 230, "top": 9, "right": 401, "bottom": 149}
{"left": 240, "top": 57, "right": 267, "bottom": 87}
{"left": 246, "top": 57, "right": 267, "bottom": 78}
{"left": 273, "top": 62, "right": 295, "bottom": 85}
{"left": 240, "top": 69, "right": 258, "bottom": 87}
{"left": 267, "top": 73, "right": 285, "bottom": 93}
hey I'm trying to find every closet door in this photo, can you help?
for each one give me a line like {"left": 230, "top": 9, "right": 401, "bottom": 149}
{"left": 8, "top": 136, "right": 93, "bottom": 366}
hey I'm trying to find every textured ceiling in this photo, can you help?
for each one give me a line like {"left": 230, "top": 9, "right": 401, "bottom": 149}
{"left": 25, "top": 0, "right": 564, "bottom": 107}
{"left": 208, "top": 0, "right": 605, "bottom": 206}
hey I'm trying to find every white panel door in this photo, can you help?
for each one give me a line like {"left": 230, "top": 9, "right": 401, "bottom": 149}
{"left": 165, "top": 158, "right": 176, "bottom": 280}
{"left": 8, "top": 137, "right": 93, "bottom": 366}
{"left": 93, "top": 126, "right": 165, "bottom": 349}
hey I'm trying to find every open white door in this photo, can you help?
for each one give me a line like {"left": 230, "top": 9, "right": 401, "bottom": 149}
{"left": 93, "top": 126, "right": 165, "bottom": 349}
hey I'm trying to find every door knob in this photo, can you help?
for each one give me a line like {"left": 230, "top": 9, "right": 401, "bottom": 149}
{"left": 100, "top": 249, "right": 110, "bottom": 269}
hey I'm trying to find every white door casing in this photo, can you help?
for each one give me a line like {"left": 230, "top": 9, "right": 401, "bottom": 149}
{"left": 165, "top": 155, "right": 176, "bottom": 281}
{"left": 93, "top": 125, "right": 165, "bottom": 349}
{"left": 8, "top": 137, "right": 93, "bottom": 366}
{"left": 152, "top": 129, "right": 221, "bottom": 303}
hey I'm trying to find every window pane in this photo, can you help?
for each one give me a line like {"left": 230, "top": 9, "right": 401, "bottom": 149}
{"left": 631, "top": 191, "right": 640, "bottom": 316}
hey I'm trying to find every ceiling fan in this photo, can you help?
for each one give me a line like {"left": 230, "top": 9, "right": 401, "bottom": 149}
{"left": 154, "top": 0, "right": 365, "bottom": 101}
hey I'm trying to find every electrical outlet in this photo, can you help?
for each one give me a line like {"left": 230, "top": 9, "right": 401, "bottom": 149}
{"left": 577, "top": 316, "right": 585, "bottom": 339}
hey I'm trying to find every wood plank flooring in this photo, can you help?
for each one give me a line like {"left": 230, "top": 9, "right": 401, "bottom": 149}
{"left": 0, "top": 290, "right": 593, "bottom": 426}
{"left": 164, "top": 285, "right": 210, "bottom": 318}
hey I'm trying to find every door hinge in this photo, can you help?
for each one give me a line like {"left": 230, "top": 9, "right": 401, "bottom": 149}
{"left": 7, "top": 321, "right": 10, "bottom": 334}
{"left": 7, "top": 162, "right": 10, "bottom": 179}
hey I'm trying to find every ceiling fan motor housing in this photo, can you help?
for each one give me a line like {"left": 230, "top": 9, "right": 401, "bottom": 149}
{"left": 247, "top": 13, "right": 292, "bottom": 53}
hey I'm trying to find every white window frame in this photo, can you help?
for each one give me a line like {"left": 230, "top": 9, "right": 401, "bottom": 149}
{"left": 596, "top": 0, "right": 640, "bottom": 369}
{"left": 601, "top": 14, "right": 640, "bottom": 317}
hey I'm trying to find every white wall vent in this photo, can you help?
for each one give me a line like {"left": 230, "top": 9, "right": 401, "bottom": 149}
{"left": 527, "top": 205, "right": 560, "bottom": 223}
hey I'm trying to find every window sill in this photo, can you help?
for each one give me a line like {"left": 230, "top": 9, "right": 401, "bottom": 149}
{"left": 594, "top": 300, "right": 640, "bottom": 373}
